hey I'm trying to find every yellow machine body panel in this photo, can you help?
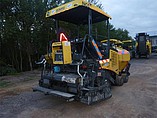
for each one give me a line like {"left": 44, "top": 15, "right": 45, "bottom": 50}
{"left": 108, "top": 49, "right": 119, "bottom": 74}
{"left": 117, "top": 48, "right": 130, "bottom": 61}
{"left": 52, "top": 41, "right": 72, "bottom": 64}
{"left": 101, "top": 49, "right": 130, "bottom": 74}
{"left": 146, "top": 40, "right": 152, "bottom": 54}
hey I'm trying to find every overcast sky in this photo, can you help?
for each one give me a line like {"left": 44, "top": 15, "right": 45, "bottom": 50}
{"left": 101, "top": 0, "right": 157, "bottom": 38}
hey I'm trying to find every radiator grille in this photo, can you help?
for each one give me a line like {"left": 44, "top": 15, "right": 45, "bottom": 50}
{"left": 111, "top": 51, "right": 118, "bottom": 68}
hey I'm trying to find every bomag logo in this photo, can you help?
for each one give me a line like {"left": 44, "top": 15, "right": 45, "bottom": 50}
{"left": 56, "top": 7, "right": 65, "bottom": 13}
{"left": 82, "top": 1, "right": 91, "bottom": 7}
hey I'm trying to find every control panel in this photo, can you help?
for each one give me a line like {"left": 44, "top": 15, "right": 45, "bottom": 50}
{"left": 52, "top": 41, "right": 72, "bottom": 64}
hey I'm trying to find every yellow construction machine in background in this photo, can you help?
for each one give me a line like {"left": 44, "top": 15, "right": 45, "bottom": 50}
{"left": 122, "top": 40, "right": 136, "bottom": 58}
{"left": 101, "top": 39, "right": 123, "bottom": 48}
{"left": 135, "top": 33, "right": 151, "bottom": 58}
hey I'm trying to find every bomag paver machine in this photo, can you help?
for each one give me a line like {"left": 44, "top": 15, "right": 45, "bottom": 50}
{"left": 33, "top": 0, "right": 131, "bottom": 105}
{"left": 135, "top": 33, "right": 152, "bottom": 58}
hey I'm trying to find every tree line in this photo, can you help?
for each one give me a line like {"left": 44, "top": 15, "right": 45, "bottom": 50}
{"left": 0, "top": 0, "right": 132, "bottom": 75}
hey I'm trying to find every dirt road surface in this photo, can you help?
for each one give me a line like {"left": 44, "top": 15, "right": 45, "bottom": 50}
{"left": 0, "top": 54, "right": 157, "bottom": 118}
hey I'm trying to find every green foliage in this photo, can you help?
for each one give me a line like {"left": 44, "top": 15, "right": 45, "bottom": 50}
{"left": 110, "top": 27, "right": 132, "bottom": 41}
{"left": 0, "top": 60, "right": 17, "bottom": 76}
{"left": 1, "top": 0, "right": 55, "bottom": 72}
{"left": 0, "top": 81, "right": 11, "bottom": 88}
{"left": 0, "top": 66, "right": 17, "bottom": 76}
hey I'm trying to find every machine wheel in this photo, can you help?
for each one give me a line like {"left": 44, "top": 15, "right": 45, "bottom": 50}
{"left": 104, "top": 81, "right": 112, "bottom": 99}
{"left": 146, "top": 51, "right": 150, "bottom": 59}
{"left": 123, "top": 76, "right": 129, "bottom": 83}
{"left": 135, "top": 53, "right": 139, "bottom": 59}
{"left": 146, "top": 54, "right": 150, "bottom": 59}
{"left": 115, "top": 75, "right": 124, "bottom": 86}
{"left": 132, "top": 51, "right": 135, "bottom": 58}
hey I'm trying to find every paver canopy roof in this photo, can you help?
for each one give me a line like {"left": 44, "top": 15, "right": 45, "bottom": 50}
{"left": 46, "top": 0, "right": 111, "bottom": 25}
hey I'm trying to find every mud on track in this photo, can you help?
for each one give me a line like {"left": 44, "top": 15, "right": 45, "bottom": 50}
{"left": 0, "top": 54, "right": 157, "bottom": 118}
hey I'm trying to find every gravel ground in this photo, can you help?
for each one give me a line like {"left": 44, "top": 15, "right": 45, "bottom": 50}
{"left": 0, "top": 53, "right": 157, "bottom": 118}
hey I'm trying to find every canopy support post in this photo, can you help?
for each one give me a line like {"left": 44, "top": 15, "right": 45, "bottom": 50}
{"left": 88, "top": 10, "right": 92, "bottom": 37}
{"left": 55, "top": 20, "right": 59, "bottom": 40}
{"left": 77, "top": 25, "right": 80, "bottom": 39}
{"left": 107, "top": 19, "right": 110, "bottom": 58}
